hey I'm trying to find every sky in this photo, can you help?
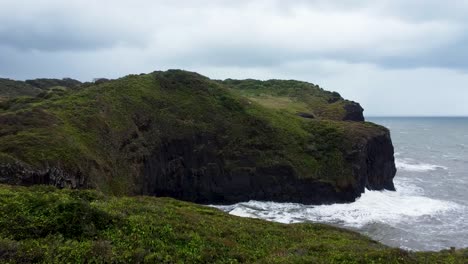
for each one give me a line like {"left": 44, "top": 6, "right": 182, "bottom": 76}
{"left": 0, "top": 0, "right": 467, "bottom": 116}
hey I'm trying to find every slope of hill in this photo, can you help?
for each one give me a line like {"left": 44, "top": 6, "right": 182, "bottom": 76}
{"left": 0, "top": 70, "right": 395, "bottom": 204}
{"left": 0, "top": 184, "right": 465, "bottom": 263}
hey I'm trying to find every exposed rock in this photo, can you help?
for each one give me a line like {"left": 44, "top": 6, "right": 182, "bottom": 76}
{"left": 343, "top": 102, "right": 365, "bottom": 121}
{"left": 135, "top": 130, "right": 396, "bottom": 205}
{"left": 297, "top": 112, "right": 316, "bottom": 119}
{"left": 138, "top": 135, "right": 360, "bottom": 204}
{"left": 0, "top": 162, "right": 86, "bottom": 189}
{"left": 0, "top": 127, "right": 396, "bottom": 205}
{"left": 346, "top": 128, "right": 396, "bottom": 194}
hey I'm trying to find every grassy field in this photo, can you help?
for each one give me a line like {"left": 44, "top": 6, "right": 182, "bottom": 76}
{"left": 0, "top": 184, "right": 466, "bottom": 263}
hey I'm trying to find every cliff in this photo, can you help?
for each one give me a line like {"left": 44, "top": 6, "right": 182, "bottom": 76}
{"left": 0, "top": 70, "right": 396, "bottom": 204}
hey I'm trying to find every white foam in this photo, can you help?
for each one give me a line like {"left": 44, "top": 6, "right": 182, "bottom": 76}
{"left": 212, "top": 182, "right": 462, "bottom": 228}
{"left": 395, "top": 158, "right": 448, "bottom": 172}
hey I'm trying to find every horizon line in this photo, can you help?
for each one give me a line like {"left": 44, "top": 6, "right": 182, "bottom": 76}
{"left": 366, "top": 115, "right": 468, "bottom": 118}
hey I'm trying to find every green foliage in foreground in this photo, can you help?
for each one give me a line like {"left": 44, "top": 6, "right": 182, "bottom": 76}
{"left": 0, "top": 185, "right": 466, "bottom": 263}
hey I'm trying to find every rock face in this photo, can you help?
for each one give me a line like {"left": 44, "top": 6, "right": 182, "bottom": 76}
{"left": 362, "top": 132, "right": 397, "bottom": 191}
{"left": 135, "top": 131, "right": 396, "bottom": 205}
{"left": 137, "top": 135, "right": 351, "bottom": 204}
{"left": 0, "top": 163, "right": 87, "bottom": 188}
{"left": 343, "top": 102, "right": 365, "bottom": 121}
{"left": 346, "top": 129, "right": 396, "bottom": 195}
{"left": 0, "top": 129, "right": 397, "bottom": 205}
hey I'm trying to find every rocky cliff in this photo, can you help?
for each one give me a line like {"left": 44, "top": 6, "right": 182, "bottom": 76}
{"left": 136, "top": 125, "right": 396, "bottom": 204}
{"left": 0, "top": 70, "right": 396, "bottom": 204}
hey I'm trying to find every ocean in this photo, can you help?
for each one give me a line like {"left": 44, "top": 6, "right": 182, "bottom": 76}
{"left": 213, "top": 117, "right": 468, "bottom": 251}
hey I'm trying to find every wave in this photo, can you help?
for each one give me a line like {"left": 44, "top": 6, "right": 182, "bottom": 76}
{"left": 212, "top": 182, "right": 462, "bottom": 228}
{"left": 395, "top": 158, "right": 448, "bottom": 172}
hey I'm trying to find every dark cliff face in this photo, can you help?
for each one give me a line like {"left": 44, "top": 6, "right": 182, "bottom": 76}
{"left": 0, "top": 126, "right": 397, "bottom": 205}
{"left": 0, "top": 163, "right": 87, "bottom": 188}
{"left": 343, "top": 102, "right": 365, "bottom": 122}
{"left": 133, "top": 128, "right": 396, "bottom": 205}
{"left": 346, "top": 128, "right": 396, "bottom": 196}
{"left": 137, "top": 134, "right": 360, "bottom": 204}
{"left": 363, "top": 132, "right": 397, "bottom": 190}
{"left": 0, "top": 129, "right": 397, "bottom": 205}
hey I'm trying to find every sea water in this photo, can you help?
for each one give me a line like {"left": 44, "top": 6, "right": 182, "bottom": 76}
{"left": 213, "top": 117, "right": 468, "bottom": 251}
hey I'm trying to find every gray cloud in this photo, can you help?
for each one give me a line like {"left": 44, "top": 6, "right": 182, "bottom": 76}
{"left": 0, "top": 0, "right": 150, "bottom": 51}
{"left": 0, "top": 0, "right": 467, "bottom": 115}
{"left": 0, "top": 0, "right": 466, "bottom": 69}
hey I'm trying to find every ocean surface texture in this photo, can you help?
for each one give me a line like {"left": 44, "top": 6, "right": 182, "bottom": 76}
{"left": 214, "top": 117, "right": 468, "bottom": 251}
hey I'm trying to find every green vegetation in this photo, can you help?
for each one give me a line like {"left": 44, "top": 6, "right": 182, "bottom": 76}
{"left": 24, "top": 78, "right": 82, "bottom": 90}
{"left": 0, "top": 77, "right": 81, "bottom": 99}
{"left": 0, "top": 78, "right": 42, "bottom": 98}
{"left": 0, "top": 70, "right": 384, "bottom": 193}
{"left": 221, "top": 79, "right": 351, "bottom": 120}
{"left": 0, "top": 184, "right": 466, "bottom": 263}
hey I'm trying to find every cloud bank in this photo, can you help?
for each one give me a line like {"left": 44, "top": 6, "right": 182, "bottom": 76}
{"left": 1, "top": 0, "right": 467, "bottom": 116}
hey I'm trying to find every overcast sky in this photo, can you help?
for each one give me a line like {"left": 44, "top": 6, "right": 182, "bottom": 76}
{"left": 1, "top": 0, "right": 467, "bottom": 116}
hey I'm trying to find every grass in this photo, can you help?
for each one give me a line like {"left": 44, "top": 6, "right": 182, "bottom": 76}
{"left": 248, "top": 95, "right": 309, "bottom": 113}
{"left": 0, "top": 184, "right": 466, "bottom": 263}
{"left": 221, "top": 79, "right": 350, "bottom": 121}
